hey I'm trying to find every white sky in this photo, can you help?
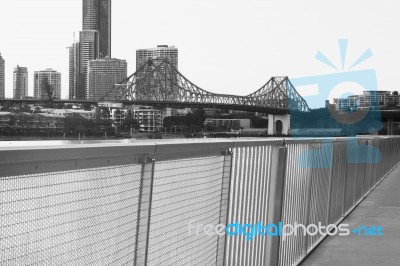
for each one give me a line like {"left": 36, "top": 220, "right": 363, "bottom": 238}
{"left": 0, "top": 0, "right": 399, "bottom": 103}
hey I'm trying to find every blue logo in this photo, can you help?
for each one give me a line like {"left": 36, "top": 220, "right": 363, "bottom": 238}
{"left": 289, "top": 39, "right": 382, "bottom": 168}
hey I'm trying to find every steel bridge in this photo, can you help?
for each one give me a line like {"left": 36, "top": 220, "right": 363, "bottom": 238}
{"left": 101, "top": 58, "right": 310, "bottom": 114}
{"left": 1, "top": 137, "right": 400, "bottom": 265}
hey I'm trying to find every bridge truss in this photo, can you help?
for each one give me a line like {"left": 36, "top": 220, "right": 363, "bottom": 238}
{"left": 101, "top": 58, "right": 310, "bottom": 114}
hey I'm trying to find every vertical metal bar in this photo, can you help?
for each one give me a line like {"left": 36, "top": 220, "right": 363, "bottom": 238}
{"left": 326, "top": 142, "right": 335, "bottom": 224}
{"left": 255, "top": 146, "right": 266, "bottom": 265}
{"left": 352, "top": 141, "right": 358, "bottom": 207}
{"left": 245, "top": 146, "right": 258, "bottom": 265}
{"left": 238, "top": 147, "right": 249, "bottom": 266}
{"left": 134, "top": 156, "right": 155, "bottom": 266}
{"left": 260, "top": 146, "right": 272, "bottom": 265}
{"left": 361, "top": 139, "right": 367, "bottom": 199}
{"left": 219, "top": 150, "right": 233, "bottom": 266}
{"left": 231, "top": 147, "right": 245, "bottom": 265}
{"left": 342, "top": 142, "right": 349, "bottom": 216}
{"left": 344, "top": 142, "right": 349, "bottom": 212}
{"left": 372, "top": 139, "right": 378, "bottom": 187}
{"left": 302, "top": 144, "right": 313, "bottom": 255}
{"left": 365, "top": 139, "right": 373, "bottom": 195}
{"left": 265, "top": 145, "right": 287, "bottom": 266}
{"left": 225, "top": 148, "right": 238, "bottom": 265}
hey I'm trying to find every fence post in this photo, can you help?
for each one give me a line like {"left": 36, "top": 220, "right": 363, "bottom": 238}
{"left": 365, "top": 139, "right": 373, "bottom": 194}
{"left": 326, "top": 142, "right": 335, "bottom": 225}
{"left": 219, "top": 150, "right": 233, "bottom": 266}
{"left": 341, "top": 144, "right": 349, "bottom": 218}
{"left": 265, "top": 145, "right": 287, "bottom": 266}
{"left": 135, "top": 156, "right": 155, "bottom": 266}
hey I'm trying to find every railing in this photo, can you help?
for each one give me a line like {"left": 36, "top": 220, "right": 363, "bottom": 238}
{"left": 0, "top": 136, "right": 399, "bottom": 266}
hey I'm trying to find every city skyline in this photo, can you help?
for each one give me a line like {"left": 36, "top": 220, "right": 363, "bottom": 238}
{"left": 0, "top": 0, "right": 400, "bottom": 103}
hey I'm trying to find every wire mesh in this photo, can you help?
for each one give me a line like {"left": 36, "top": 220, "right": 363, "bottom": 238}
{"left": 146, "top": 156, "right": 225, "bottom": 266}
{"left": 0, "top": 164, "right": 142, "bottom": 265}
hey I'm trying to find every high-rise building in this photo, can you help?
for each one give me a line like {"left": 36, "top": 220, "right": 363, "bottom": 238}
{"left": 68, "top": 30, "right": 99, "bottom": 100}
{"left": 87, "top": 57, "right": 127, "bottom": 100}
{"left": 136, "top": 45, "right": 178, "bottom": 70}
{"left": 0, "top": 53, "right": 4, "bottom": 99}
{"left": 83, "top": 0, "right": 111, "bottom": 58}
{"left": 34, "top": 69, "right": 61, "bottom": 100}
{"left": 80, "top": 30, "right": 100, "bottom": 99}
{"left": 68, "top": 34, "right": 81, "bottom": 100}
{"left": 13, "top": 66, "right": 28, "bottom": 99}
{"left": 69, "top": 0, "right": 111, "bottom": 100}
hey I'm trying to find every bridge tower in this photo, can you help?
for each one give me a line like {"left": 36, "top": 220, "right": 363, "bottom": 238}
{"left": 268, "top": 114, "right": 291, "bottom": 135}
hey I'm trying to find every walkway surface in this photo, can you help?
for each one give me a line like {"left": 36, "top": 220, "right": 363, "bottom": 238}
{"left": 301, "top": 164, "right": 400, "bottom": 266}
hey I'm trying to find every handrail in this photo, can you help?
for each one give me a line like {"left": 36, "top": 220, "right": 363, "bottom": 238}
{"left": 0, "top": 136, "right": 399, "bottom": 266}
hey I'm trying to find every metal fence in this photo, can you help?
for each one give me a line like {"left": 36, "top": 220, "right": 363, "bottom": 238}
{"left": 0, "top": 137, "right": 399, "bottom": 266}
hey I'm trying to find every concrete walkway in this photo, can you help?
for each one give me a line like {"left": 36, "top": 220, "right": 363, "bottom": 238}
{"left": 301, "top": 164, "right": 400, "bottom": 266}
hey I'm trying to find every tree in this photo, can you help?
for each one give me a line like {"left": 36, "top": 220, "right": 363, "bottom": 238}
{"left": 123, "top": 110, "right": 140, "bottom": 132}
{"left": 81, "top": 103, "right": 92, "bottom": 111}
{"left": 393, "top": 91, "right": 399, "bottom": 96}
{"left": 8, "top": 114, "right": 17, "bottom": 126}
{"left": 41, "top": 78, "right": 55, "bottom": 101}
{"left": 19, "top": 103, "right": 31, "bottom": 113}
{"left": 163, "top": 116, "right": 186, "bottom": 128}
{"left": 186, "top": 108, "right": 205, "bottom": 128}
{"left": 251, "top": 116, "right": 268, "bottom": 128}
{"left": 63, "top": 116, "right": 93, "bottom": 135}
{"left": 1, "top": 125, "right": 16, "bottom": 136}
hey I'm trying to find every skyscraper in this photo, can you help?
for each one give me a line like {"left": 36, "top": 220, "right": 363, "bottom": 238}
{"left": 69, "top": 0, "right": 111, "bottom": 100}
{"left": 80, "top": 30, "right": 100, "bottom": 76}
{"left": 13, "top": 66, "right": 28, "bottom": 99}
{"left": 34, "top": 69, "right": 61, "bottom": 100}
{"left": 68, "top": 30, "right": 99, "bottom": 100}
{"left": 0, "top": 53, "right": 4, "bottom": 99}
{"left": 79, "top": 30, "right": 99, "bottom": 99}
{"left": 136, "top": 45, "right": 178, "bottom": 70}
{"left": 87, "top": 57, "right": 127, "bottom": 100}
{"left": 83, "top": 0, "right": 111, "bottom": 58}
{"left": 68, "top": 34, "right": 81, "bottom": 100}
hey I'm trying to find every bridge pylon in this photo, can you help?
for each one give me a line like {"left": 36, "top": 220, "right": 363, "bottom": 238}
{"left": 268, "top": 114, "right": 291, "bottom": 135}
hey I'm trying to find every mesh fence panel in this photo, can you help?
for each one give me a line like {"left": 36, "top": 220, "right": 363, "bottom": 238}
{"left": 147, "top": 156, "right": 225, "bottom": 266}
{"left": 0, "top": 164, "right": 142, "bottom": 266}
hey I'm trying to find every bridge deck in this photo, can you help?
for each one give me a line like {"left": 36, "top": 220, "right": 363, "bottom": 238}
{"left": 301, "top": 164, "right": 400, "bottom": 266}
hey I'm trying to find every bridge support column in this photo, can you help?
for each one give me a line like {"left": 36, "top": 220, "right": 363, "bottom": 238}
{"left": 268, "top": 114, "right": 291, "bottom": 135}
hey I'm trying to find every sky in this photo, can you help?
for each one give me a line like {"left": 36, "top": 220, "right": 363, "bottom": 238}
{"left": 1, "top": 0, "right": 399, "bottom": 105}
